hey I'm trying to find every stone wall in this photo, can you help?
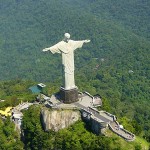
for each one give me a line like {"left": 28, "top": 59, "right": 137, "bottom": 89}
{"left": 80, "top": 109, "right": 108, "bottom": 135}
{"left": 91, "top": 116, "right": 107, "bottom": 135}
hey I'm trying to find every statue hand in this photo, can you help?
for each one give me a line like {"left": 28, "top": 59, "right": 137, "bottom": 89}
{"left": 42, "top": 48, "right": 49, "bottom": 52}
{"left": 84, "top": 40, "right": 90, "bottom": 43}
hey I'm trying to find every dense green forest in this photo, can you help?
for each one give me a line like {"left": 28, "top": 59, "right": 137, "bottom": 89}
{"left": 0, "top": 79, "right": 36, "bottom": 108}
{"left": 22, "top": 105, "right": 147, "bottom": 150}
{"left": 0, "top": 117, "right": 24, "bottom": 150}
{"left": 0, "top": 0, "right": 150, "bottom": 149}
{"left": 0, "top": 0, "right": 149, "bottom": 82}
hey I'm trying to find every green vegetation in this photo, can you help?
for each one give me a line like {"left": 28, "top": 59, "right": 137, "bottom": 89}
{"left": 0, "top": 79, "right": 36, "bottom": 109}
{"left": 0, "top": 79, "right": 149, "bottom": 149}
{"left": 0, "top": 117, "right": 24, "bottom": 150}
{"left": 0, "top": 0, "right": 149, "bottom": 82}
{"left": 0, "top": 0, "right": 150, "bottom": 149}
{"left": 22, "top": 106, "right": 148, "bottom": 150}
{"left": 105, "top": 129, "right": 149, "bottom": 150}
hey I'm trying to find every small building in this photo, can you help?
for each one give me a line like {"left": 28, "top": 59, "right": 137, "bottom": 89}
{"left": 29, "top": 83, "right": 46, "bottom": 94}
{"left": 36, "top": 94, "right": 50, "bottom": 103}
{"left": 93, "top": 95, "right": 102, "bottom": 107}
{"left": 38, "top": 83, "right": 46, "bottom": 88}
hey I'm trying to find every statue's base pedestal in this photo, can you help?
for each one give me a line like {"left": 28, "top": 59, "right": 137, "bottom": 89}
{"left": 60, "top": 87, "right": 78, "bottom": 104}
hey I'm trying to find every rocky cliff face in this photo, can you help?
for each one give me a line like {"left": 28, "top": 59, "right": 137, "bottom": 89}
{"left": 41, "top": 109, "right": 80, "bottom": 131}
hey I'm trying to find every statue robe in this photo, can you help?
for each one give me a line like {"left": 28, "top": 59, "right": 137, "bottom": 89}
{"left": 48, "top": 40, "right": 84, "bottom": 90}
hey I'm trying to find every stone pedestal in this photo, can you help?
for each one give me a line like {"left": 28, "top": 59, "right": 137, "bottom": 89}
{"left": 60, "top": 87, "right": 78, "bottom": 104}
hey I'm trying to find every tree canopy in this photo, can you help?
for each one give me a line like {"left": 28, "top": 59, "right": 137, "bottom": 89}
{"left": 0, "top": 0, "right": 150, "bottom": 149}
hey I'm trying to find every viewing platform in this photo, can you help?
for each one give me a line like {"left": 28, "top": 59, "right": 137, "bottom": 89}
{"left": 40, "top": 92, "right": 135, "bottom": 141}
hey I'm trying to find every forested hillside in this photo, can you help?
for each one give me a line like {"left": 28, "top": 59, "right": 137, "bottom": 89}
{"left": 0, "top": 0, "right": 149, "bottom": 82}
{"left": 0, "top": 0, "right": 150, "bottom": 147}
{"left": 68, "top": 0, "right": 150, "bottom": 39}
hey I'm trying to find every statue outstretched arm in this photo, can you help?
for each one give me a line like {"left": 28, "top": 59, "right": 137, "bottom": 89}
{"left": 72, "top": 39, "right": 90, "bottom": 50}
{"left": 83, "top": 40, "right": 90, "bottom": 43}
{"left": 42, "top": 47, "right": 50, "bottom": 52}
{"left": 42, "top": 44, "right": 61, "bottom": 54}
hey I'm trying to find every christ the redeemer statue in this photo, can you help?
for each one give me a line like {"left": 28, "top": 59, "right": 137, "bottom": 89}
{"left": 43, "top": 33, "right": 90, "bottom": 90}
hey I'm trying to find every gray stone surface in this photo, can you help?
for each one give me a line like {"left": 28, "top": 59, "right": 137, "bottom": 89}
{"left": 41, "top": 109, "right": 80, "bottom": 131}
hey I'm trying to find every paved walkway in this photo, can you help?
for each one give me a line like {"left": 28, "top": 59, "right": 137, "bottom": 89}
{"left": 45, "top": 93, "right": 135, "bottom": 141}
{"left": 78, "top": 94, "right": 93, "bottom": 107}
{"left": 15, "top": 102, "right": 33, "bottom": 111}
{"left": 74, "top": 94, "right": 135, "bottom": 141}
{"left": 109, "top": 122, "right": 135, "bottom": 141}
{"left": 74, "top": 103, "right": 112, "bottom": 123}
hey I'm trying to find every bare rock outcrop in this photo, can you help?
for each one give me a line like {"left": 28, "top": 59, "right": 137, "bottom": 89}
{"left": 41, "top": 109, "right": 80, "bottom": 131}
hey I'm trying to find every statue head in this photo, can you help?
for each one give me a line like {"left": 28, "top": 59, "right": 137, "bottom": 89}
{"left": 64, "top": 33, "right": 70, "bottom": 39}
